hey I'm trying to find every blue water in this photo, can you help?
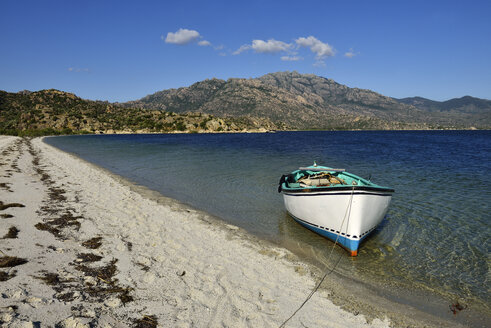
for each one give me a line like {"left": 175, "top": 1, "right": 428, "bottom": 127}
{"left": 45, "top": 131, "right": 491, "bottom": 314}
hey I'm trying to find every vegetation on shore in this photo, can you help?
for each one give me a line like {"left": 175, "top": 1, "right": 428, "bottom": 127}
{"left": 0, "top": 89, "right": 278, "bottom": 136}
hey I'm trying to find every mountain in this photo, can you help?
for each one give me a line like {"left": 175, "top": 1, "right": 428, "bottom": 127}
{"left": 0, "top": 89, "right": 277, "bottom": 136}
{"left": 395, "top": 96, "right": 442, "bottom": 111}
{"left": 256, "top": 72, "right": 426, "bottom": 123}
{"left": 2, "top": 73, "right": 489, "bottom": 136}
{"left": 396, "top": 95, "right": 491, "bottom": 127}
{"left": 126, "top": 71, "right": 490, "bottom": 129}
{"left": 397, "top": 95, "right": 491, "bottom": 113}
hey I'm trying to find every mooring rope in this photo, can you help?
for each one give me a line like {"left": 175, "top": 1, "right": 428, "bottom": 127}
{"left": 279, "top": 185, "right": 355, "bottom": 328}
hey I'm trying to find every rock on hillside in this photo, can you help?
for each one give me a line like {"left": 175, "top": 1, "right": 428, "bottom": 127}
{"left": 256, "top": 71, "right": 425, "bottom": 121}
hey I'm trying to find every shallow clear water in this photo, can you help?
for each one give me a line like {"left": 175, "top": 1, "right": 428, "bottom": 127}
{"left": 45, "top": 131, "right": 490, "bottom": 311}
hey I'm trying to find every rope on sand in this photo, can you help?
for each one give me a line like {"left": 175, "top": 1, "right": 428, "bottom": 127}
{"left": 279, "top": 186, "right": 355, "bottom": 328}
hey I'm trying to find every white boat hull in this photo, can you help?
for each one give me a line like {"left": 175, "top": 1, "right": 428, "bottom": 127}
{"left": 282, "top": 188, "right": 392, "bottom": 255}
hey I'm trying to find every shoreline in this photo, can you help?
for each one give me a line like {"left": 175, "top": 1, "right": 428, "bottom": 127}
{"left": 2, "top": 128, "right": 489, "bottom": 139}
{"left": 45, "top": 135, "right": 490, "bottom": 327}
{"left": 0, "top": 135, "right": 479, "bottom": 327}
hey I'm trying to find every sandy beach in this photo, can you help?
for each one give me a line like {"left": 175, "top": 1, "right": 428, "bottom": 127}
{"left": 0, "top": 136, "right": 473, "bottom": 327}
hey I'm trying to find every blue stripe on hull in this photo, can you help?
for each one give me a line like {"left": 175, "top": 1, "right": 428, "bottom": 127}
{"left": 291, "top": 216, "right": 368, "bottom": 253}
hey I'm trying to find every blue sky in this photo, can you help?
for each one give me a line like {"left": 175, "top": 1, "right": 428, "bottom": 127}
{"left": 1, "top": 0, "right": 490, "bottom": 102}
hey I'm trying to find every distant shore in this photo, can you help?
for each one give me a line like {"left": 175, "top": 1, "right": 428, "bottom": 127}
{"left": 2, "top": 126, "right": 488, "bottom": 138}
{"left": 0, "top": 135, "right": 474, "bottom": 327}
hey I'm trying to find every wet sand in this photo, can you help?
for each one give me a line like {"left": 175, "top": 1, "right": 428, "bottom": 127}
{"left": 0, "top": 136, "right": 470, "bottom": 327}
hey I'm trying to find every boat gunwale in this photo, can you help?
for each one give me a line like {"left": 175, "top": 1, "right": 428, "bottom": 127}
{"left": 280, "top": 166, "right": 395, "bottom": 194}
{"left": 281, "top": 185, "right": 395, "bottom": 194}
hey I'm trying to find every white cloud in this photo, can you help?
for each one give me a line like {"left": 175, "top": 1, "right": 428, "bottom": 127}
{"left": 198, "top": 40, "right": 211, "bottom": 46}
{"left": 224, "top": 36, "right": 336, "bottom": 65}
{"left": 165, "top": 28, "right": 200, "bottom": 45}
{"left": 281, "top": 55, "right": 302, "bottom": 61}
{"left": 233, "top": 39, "right": 293, "bottom": 55}
{"left": 233, "top": 44, "right": 251, "bottom": 55}
{"left": 296, "top": 36, "right": 335, "bottom": 59}
{"left": 344, "top": 48, "right": 357, "bottom": 58}
{"left": 251, "top": 39, "right": 292, "bottom": 53}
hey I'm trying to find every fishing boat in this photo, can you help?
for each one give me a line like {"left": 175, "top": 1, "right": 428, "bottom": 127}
{"left": 278, "top": 164, "right": 394, "bottom": 256}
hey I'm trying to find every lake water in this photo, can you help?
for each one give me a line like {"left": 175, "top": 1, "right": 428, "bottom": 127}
{"left": 45, "top": 130, "right": 490, "bottom": 320}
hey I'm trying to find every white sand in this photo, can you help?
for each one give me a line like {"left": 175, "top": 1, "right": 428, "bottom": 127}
{"left": 0, "top": 135, "right": 394, "bottom": 327}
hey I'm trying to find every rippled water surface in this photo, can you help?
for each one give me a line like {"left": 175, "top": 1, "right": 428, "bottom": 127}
{"left": 45, "top": 131, "right": 490, "bottom": 312}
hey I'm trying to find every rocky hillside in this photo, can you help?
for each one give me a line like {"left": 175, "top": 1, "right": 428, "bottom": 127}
{"left": 126, "top": 71, "right": 490, "bottom": 129}
{"left": 396, "top": 95, "right": 491, "bottom": 123}
{"left": 397, "top": 95, "right": 491, "bottom": 112}
{"left": 394, "top": 96, "right": 491, "bottom": 128}
{"left": 0, "top": 89, "right": 278, "bottom": 136}
{"left": 2, "top": 73, "right": 489, "bottom": 136}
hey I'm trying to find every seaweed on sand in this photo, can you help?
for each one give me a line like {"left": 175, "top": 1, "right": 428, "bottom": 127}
{"left": 10, "top": 162, "right": 20, "bottom": 173}
{"left": 37, "top": 169, "right": 51, "bottom": 183}
{"left": 0, "top": 270, "right": 17, "bottom": 281}
{"left": 37, "top": 272, "right": 64, "bottom": 286}
{"left": 136, "top": 262, "right": 150, "bottom": 272}
{"left": 48, "top": 187, "right": 67, "bottom": 202}
{"left": 76, "top": 253, "right": 103, "bottom": 263}
{"left": 34, "top": 211, "right": 82, "bottom": 238}
{"left": 75, "top": 258, "right": 134, "bottom": 304}
{"left": 56, "top": 291, "right": 76, "bottom": 302}
{"left": 0, "top": 183, "right": 12, "bottom": 192}
{"left": 75, "top": 259, "right": 118, "bottom": 282}
{"left": 32, "top": 156, "right": 39, "bottom": 166}
{"left": 121, "top": 236, "right": 133, "bottom": 251}
{"left": 28, "top": 143, "right": 53, "bottom": 184}
{"left": 133, "top": 315, "right": 158, "bottom": 328}
{"left": 0, "top": 201, "right": 25, "bottom": 211}
{"left": 34, "top": 271, "right": 78, "bottom": 301}
{"left": 119, "top": 288, "right": 134, "bottom": 305}
{"left": 35, "top": 272, "right": 78, "bottom": 300}
{"left": 81, "top": 236, "right": 103, "bottom": 249}
{"left": 0, "top": 256, "right": 28, "bottom": 268}
{"left": 2, "top": 226, "right": 19, "bottom": 239}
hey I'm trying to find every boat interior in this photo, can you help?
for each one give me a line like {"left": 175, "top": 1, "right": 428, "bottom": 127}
{"left": 281, "top": 167, "right": 371, "bottom": 190}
